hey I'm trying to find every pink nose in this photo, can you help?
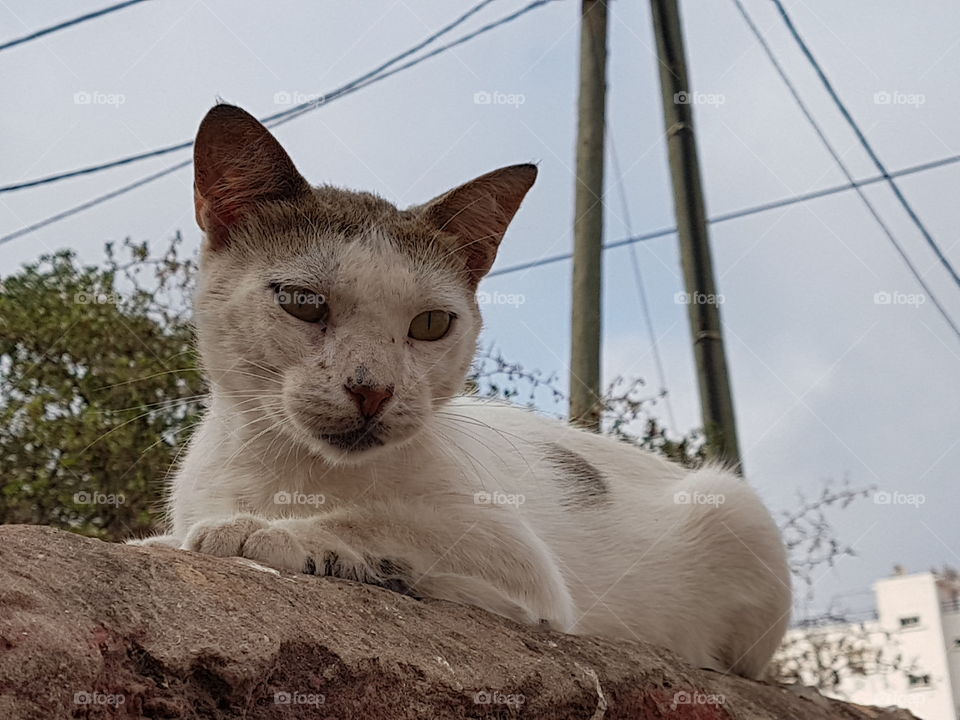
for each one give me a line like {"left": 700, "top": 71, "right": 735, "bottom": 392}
{"left": 345, "top": 384, "right": 394, "bottom": 419}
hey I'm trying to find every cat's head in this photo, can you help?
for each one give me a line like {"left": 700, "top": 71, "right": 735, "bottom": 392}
{"left": 191, "top": 104, "right": 535, "bottom": 464}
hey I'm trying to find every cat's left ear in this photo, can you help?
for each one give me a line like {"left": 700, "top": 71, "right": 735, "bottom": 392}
{"left": 419, "top": 164, "right": 537, "bottom": 285}
{"left": 193, "top": 103, "right": 312, "bottom": 249}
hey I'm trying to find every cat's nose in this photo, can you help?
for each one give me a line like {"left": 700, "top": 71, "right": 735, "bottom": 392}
{"left": 344, "top": 384, "right": 394, "bottom": 419}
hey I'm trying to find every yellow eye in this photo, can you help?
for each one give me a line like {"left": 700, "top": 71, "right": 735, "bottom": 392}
{"left": 408, "top": 310, "right": 453, "bottom": 341}
{"left": 275, "top": 286, "right": 329, "bottom": 323}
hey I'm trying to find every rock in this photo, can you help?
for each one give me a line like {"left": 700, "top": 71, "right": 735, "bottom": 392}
{"left": 0, "top": 525, "right": 916, "bottom": 719}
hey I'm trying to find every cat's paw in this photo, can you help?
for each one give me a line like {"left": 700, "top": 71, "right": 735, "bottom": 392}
{"left": 182, "top": 515, "right": 316, "bottom": 573}
{"left": 181, "top": 515, "right": 419, "bottom": 591}
{"left": 241, "top": 525, "right": 314, "bottom": 573}
{"left": 182, "top": 515, "right": 265, "bottom": 556}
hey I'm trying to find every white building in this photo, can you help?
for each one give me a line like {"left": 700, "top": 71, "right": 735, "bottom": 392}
{"left": 781, "top": 569, "right": 960, "bottom": 720}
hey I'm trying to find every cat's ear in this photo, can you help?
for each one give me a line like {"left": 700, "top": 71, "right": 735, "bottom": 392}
{"left": 420, "top": 164, "right": 537, "bottom": 284}
{"left": 193, "top": 104, "right": 311, "bottom": 249}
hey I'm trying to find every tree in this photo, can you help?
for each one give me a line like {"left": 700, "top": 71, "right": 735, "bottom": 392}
{"left": 771, "top": 617, "right": 909, "bottom": 697}
{"left": 0, "top": 236, "right": 202, "bottom": 540}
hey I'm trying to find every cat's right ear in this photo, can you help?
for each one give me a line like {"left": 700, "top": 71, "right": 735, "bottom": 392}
{"left": 193, "top": 104, "right": 311, "bottom": 249}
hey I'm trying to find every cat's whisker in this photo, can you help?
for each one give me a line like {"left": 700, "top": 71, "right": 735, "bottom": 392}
{"left": 238, "top": 358, "right": 286, "bottom": 380}
{"left": 429, "top": 420, "right": 500, "bottom": 487}
{"left": 92, "top": 367, "right": 203, "bottom": 391}
{"left": 88, "top": 394, "right": 209, "bottom": 415}
{"left": 434, "top": 409, "right": 538, "bottom": 478}
{"left": 206, "top": 367, "right": 284, "bottom": 384}
{"left": 430, "top": 414, "right": 510, "bottom": 467}
{"left": 116, "top": 419, "right": 207, "bottom": 482}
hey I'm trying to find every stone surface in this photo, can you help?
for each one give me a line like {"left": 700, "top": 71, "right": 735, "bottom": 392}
{"left": 0, "top": 525, "right": 916, "bottom": 719}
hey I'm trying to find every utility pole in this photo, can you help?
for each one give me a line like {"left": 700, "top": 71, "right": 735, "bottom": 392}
{"left": 569, "top": 0, "right": 608, "bottom": 432}
{"left": 649, "top": 0, "right": 743, "bottom": 471}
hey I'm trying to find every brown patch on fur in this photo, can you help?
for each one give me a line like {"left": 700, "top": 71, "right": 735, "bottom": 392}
{"left": 541, "top": 443, "right": 610, "bottom": 508}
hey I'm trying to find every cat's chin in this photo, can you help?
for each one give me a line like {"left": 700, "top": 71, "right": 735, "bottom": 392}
{"left": 287, "top": 419, "right": 414, "bottom": 466}
{"left": 304, "top": 436, "right": 403, "bottom": 466}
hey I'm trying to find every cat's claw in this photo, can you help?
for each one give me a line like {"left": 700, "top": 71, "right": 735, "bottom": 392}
{"left": 308, "top": 551, "right": 421, "bottom": 597}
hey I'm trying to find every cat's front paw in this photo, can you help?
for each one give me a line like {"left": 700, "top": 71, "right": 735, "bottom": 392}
{"left": 182, "top": 515, "right": 313, "bottom": 573}
{"left": 181, "top": 516, "right": 419, "bottom": 594}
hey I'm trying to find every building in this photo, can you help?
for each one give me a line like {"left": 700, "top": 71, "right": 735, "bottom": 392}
{"left": 780, "top": 568, "right": 960, "bottom": 720}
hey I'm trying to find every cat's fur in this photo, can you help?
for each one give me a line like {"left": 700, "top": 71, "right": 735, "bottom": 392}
{"left": 136, "top": 104, "right": 791, "bottom": 679}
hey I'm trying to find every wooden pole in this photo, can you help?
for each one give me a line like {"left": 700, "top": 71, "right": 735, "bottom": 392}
{"left": 649, "top": 0, "right": 743, "bottom": 471}
{"left": 569, "top": 0, "right": 608, "bottom": 431}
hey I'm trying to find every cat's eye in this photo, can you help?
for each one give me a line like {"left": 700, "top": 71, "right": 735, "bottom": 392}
{"left": 275, "top": 286, "right": 329, "bottom": 324}
{"left": 408, "top": 310, "right": 453, "bottom": 341}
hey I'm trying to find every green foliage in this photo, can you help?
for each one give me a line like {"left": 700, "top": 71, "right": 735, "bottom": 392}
{"left": 0, "top": 236, "right": 203, "bottom": 540}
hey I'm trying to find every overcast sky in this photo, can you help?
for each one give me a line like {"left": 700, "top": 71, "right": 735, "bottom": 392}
{"left": 1, "top": 0, "right": 957, "bottom": 620}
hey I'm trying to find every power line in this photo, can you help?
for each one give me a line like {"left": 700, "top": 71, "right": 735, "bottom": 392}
{"left": 769, "top": 0, "right": 960, "bottom": 291}
{"left": 0, "top": 160, "right": 191, "bottom": 246}
{"left": 0, "top": 0, "right": 513, "bottom": 194}
{"left": 5, "top": 0, "right": 960, "bottom": 309}
{"left": 265, "top": 0, "right": 555, "bottom": 131}
{"left": 0, "top": 0, "right": 150, "bottom": 53}
{"left": 485, "top": 151, "right": 960, "bottom": 278}
{"left": 607, "top": 128, "right": 678, "bottom": 434}
{"left": 731, "top": 0, "right": 960, "bottom": 341}
{"left": 0, "top": 0, "right": 555, "bottom": 245}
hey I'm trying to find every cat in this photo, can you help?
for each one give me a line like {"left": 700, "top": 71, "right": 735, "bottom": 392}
{"left": 133, "top": 103, "right": 791, "bottom": 680}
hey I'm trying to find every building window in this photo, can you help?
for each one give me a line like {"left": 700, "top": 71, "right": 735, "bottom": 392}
{"left": 908, "top": 674, "right": 931, "bottom": 688}
{"left": 899, "top": 615, "right": 921, "bottom": 629}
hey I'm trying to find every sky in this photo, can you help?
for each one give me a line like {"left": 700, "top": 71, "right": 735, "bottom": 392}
{"left": 0, "top": 0, "right": 957, "bottom": 621}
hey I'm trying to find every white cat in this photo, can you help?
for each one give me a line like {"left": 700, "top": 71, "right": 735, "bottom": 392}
{"left": 135, "top": 104, "right": 791, "bottom": 679}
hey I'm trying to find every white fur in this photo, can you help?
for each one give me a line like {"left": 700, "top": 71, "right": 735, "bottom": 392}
{"left": 139, "top": 219, "right": 791, "bottom": 680}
